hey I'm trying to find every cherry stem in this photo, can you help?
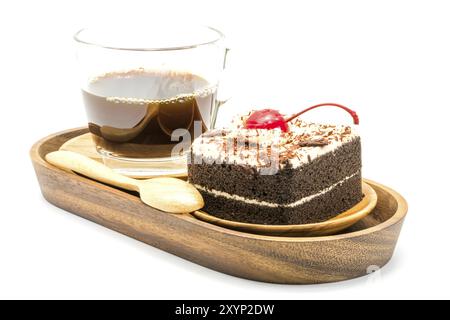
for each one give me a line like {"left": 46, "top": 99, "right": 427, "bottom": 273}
{"left": 284, "top": 103, "right": 359, "bottom": 125}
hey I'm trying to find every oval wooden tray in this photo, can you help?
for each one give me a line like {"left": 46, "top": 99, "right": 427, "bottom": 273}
{"left": 30, "top": 128, "right": 408, "bottom": 284}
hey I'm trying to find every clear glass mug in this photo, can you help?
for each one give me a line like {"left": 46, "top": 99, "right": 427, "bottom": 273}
{"left": 74, "top": 25, "right": 229, "bottom": 177}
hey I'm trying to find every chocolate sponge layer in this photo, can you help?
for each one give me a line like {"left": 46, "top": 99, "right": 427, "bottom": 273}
{"left": 189, "top": 137, "right": 361, "bottom": 205}
{"left": 198, "top": 172, "right": 363, "bottom": 225}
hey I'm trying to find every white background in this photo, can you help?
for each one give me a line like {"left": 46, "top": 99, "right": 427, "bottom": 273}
{"left": 1, "top": 0, "right": 449, "bottom": 300}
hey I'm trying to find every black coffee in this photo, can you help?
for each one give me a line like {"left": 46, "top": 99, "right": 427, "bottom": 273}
{"left": 82, "top": 69, "right": 217, "bottom": 158}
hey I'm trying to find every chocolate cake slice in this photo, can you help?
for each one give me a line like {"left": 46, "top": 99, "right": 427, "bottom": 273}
{"left": 188, "top": 115, "right": 362, "bottom": 225}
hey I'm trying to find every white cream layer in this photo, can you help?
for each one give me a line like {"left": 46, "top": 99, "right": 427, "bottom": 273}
{"left": 194, "top": 171, "right": 360, "bottom": 208}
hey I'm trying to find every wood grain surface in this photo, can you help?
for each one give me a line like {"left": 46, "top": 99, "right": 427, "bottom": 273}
{"left": 45, "top": 150, "right": 204, "bottom": 213}
{"left": 60, "top": 132, "right": 100, "bottom": 161}
{"left": 31, "top": 128, "right": 408, "bottom": 284}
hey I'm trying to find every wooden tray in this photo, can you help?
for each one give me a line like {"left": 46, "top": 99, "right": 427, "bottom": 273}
{"left": 31, "top": 128, "right": 408, "bottom": 284}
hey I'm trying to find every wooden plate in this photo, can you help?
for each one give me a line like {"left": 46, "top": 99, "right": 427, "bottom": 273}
{"left": 192, "top": 182, "right": 377, "bottom": 236}
{"left": 30, "top": 128, "right": 408, "bottom": 284}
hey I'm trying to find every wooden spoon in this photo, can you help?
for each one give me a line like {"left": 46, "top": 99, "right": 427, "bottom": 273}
{"left": 45, "top": 150, "right": 204, "bottom": 214}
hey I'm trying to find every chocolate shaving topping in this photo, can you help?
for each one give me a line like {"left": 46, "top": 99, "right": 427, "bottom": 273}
{"left": 297, "top": 138, "right": 329, "bottom": 147}
{"left": 202, "top": 129, "right": 231, "bottom": 138}
{"left": 195, "top": 114, "right": 355, "bottom": 170}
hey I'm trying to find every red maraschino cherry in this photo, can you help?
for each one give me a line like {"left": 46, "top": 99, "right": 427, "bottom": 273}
{"left": 244, "top": 103, "right": 359, "bottom": 132}
{"left": 245, "top": 109, "right": 289, "bottom": 132}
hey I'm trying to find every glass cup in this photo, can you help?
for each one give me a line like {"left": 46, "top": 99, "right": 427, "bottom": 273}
{"left": 74, "top": 25, "right": 229, "bottom": 177}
